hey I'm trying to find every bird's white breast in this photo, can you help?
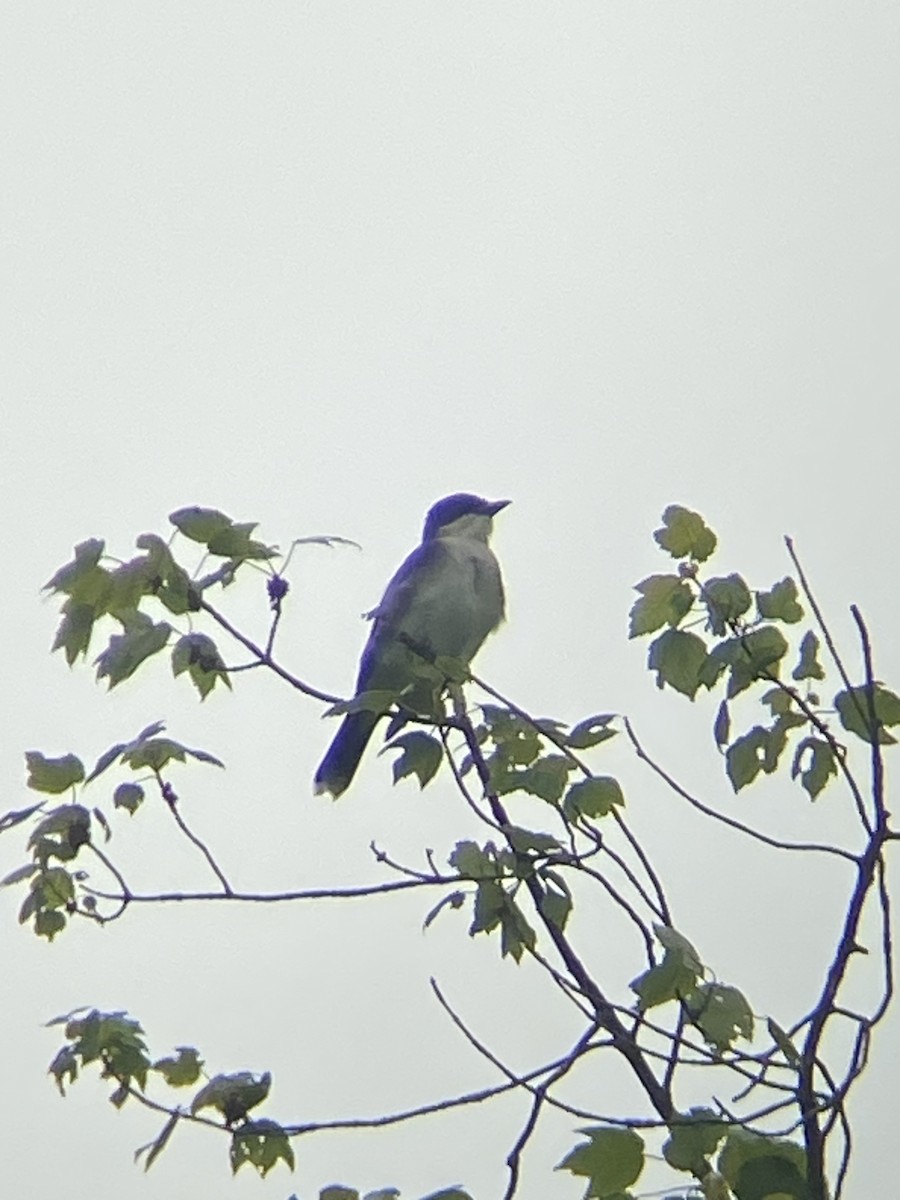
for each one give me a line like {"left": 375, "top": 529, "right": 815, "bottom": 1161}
{"left": 399, "top": 536, "right": 504, "bottom": 661}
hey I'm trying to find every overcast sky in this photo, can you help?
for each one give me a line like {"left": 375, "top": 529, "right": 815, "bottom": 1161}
{"left": 3, "top": 5, "right": 899, "bottom": 1199}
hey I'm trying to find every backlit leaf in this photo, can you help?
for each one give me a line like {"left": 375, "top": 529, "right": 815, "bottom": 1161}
{"left": 25, "top": 752, "right": 84, "bottom": 794}
{"left": 629, "top": 575, "right": 694, "bottom": 637}
{"left": 757, "top": 577, "right": 803, "bottom": 623}
{"left": 654, "top": 506, "right": 717, "bottom": 563}
{"left": 835, "top": 684, "right": 900, "bottom": 745}
{"left": 648, "top": 629, "right": 708, "bottom": 699}
{"left": 558, "top": 1126, "right": 645, "bottom": 1196}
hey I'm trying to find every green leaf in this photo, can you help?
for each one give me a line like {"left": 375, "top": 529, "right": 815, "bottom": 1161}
{"left": 663, "top": 1108, "right": 726, "bottom": 1174}
{"left": 48, "top": 1045, "right": 79, "bottom": 1094}
{"left": 566, "top": 714, "right": 618, "bottom": 749}
{"left": 470, "top": 879, "right": 506, "bottom": 934}
{"left": 654, "top": 506, "right": 717, "bottom": 563}
{"left": 515, "top": 754, "right": 572, "bottom": 802}
{"left": 25, "top": 752, "right": 85, "bottom": 794}
{"left": 0, "top": 862, "right": 38, "bottom": 888}
{"left": 118, "top": 736, "right": 224, "bottom": 772}
{"left": 85, "top": 721, "right": 167, "bottom": 782}
{"left": 713, "top": 702, "right": 730, "bottom": 749}
{"left": 648, "top": 629, "right": 708, "bottom": 699}
{"left": 629, "top": 575, "right": 694, "bottom": 637}
{"left": 320, "top": 1188, "right": 359, "bottom": 1200}
{"left": 631, "top": 952, "right": 698, "bottom": 1012}
{"left": 121, "top": 737, "right": 186, "bottom": 772}
{"left": 563, "top": 776, "right": 625, "bottom": 821}
{"left": 703, "top": 574, "right": 752, "bottom": 636}
{"left": 95, "top": 612, "right": 172, "bottom": 688}
{"left": 43, "top": 538, "right": 106, "bottom": 594}
{"left": 448, "top": 841, "right": 497, "bottom": 879}
{"left": 557, "top": 1126, "right": 645, "bottom": 1196}
{"left": 62, "top": 1010, "right": 150, "bottom": 1088}
{"left": 482, "top": 706, "right": 543, "bottom": 763}
{"left": 698, "top": 638, "right": 741, "bottom": 689}
{"left": 835, "top": 684, "right": 900, "bottom": 745}
{"left": 791, "top": 737, "right": 838, "bottom": 800}
{"left": 35, "top": 866, "right": 75, "bottom": 909}
{"left": 718, "top": 1130, "right": 808, "bottom": 1200}
{"left": 385, "top": 731, "right": 443, "bottom": 788}
{"left": 106, "top": 555, "right": 159, "bottom": 613}
{"left": 153, "top": 1046, "right": 203, "bottom": 1087}
{"left": 169, "top": 506, "right": 233, "bottom": 543}
{"left": 726, "top": 627, "right": 789, "bottom": 697}
{"left": 230, "top": 1119, "right": 295, "bottom": 1177}
{"left": 792, "top": 631, "right": 825, "bottom": 682}
{"left": 422, "top": 890, "right": 465, "bottom": 929}
{"left": 192, "top": 1071, "right": 271, "bottom": 1124}
{"left": 499, "top": 896, "right": 537, "bottom": 962}
{"left": 207, "top": 523, "right": 276, "bottom": 561}
{"left": 505, "top": 826, "right": 562, "bottom": 855}
{"left": 156, "top": 561, "right": 199, "bottom": 614}
{"left": 761, "top": 687, "right": 796, "bottom": 718}
{"left": 767, "top": 1018, "right": 801, "bottom": 1068}
{"left": 171, "top": 633, "right": 232, "bottom": 699}
{"left": 28, "top": 805, "right": 91, "bottom": 860}
{"left": 656, "top": 925, "right": 704, "bottom": 972}
{"left": 0, "top": 802, "right": 44, "bottom": 835}
{"left": 114, "top": 782, "right": 145, "bottom": 814}
{"left": 538, "top": 871, "right": 573, "bottom": 932}
{"left": 35, "top": 908, "right": 67, "bottom": 940}
{"left": 632, "top": 927, "right": 703, "bottom": 1012}
{"left": 52, "top": 599, "right": 97, "bottom": 664}
{"left": 757, "top": 577, "right": 803, "bottom": 623}
{"left": 685, "top": 983, "right": 754, "bottom": 1051}
{"left": 467, "top": 878, "right": 536, "bottom": 961}
{"left": 92, "top": 805, "right": 111, "bottom": 842}
{"left": 725, "top": 727, "right": 769, "bottom": 792}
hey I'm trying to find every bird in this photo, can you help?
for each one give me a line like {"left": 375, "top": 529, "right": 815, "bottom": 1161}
{"left": 314, "top": 492, "right": 510, "bottom": 798}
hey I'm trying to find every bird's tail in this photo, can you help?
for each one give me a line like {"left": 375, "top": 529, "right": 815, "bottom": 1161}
{"left": 313, "top": 710, "right": 380, "bottom": 798}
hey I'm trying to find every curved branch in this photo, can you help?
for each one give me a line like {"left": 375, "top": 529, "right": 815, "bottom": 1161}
{"left": 199, "top": 598, "right": 340, "bottom": 703}
{"left": 624, "top": 718, "right": 857, "bottom": 862}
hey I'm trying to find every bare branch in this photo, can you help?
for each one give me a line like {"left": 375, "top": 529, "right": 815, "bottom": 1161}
{"left": 624, "top": 718, "right": 857, "bottom": 862}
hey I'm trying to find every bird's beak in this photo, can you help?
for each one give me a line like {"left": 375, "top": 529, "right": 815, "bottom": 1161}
{"left": 486, "top": 499, "right": 511, "bottom": 516}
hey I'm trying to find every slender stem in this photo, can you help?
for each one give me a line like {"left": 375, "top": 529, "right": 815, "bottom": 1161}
{"left": 456, "top": 709, "right": 676, "bottom": 1126}
{"left": 798, "top": 611, "right": 892, "bottom": 1197}
{"left": 199, "top": 598, "right": 339, "bottom": 703}
{"left": 625, "top": 718, "right": 856, "bottom": 862}
{"left": 83, "top": 876, "right": 471, "bottom": 905}
{"left": 155, "top": 772, "right": 233, "bottom": 895}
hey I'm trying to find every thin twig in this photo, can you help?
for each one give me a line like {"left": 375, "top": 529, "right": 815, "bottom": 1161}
{"left": 784, "top": 538, "right": 856, "bottom": 699}
{"left": 470, "top": 673, "right": 673, "bottom": 919}
{"left": 454, "top": 710, "right": 677, "bottom": 1126}
{"left": 83, "top": 876, "right": 460, "bottom": 905}
{"left": 503, "top": 1022, "right": 600, "bottom": 1200}
{"left": 155, "top": 772, "right": 233, "bottom": 895}
{"left": 86, "top": 843, "right": 132, "bottom": 920}
{"left": 199, "top": 598, "right": 340, "bottom": 703}
{"left": 624, "top": 718, "right": 856, "bottom": 862}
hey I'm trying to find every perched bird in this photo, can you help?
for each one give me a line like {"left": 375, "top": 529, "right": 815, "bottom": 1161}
{"left": 314, "top": 492, "right": 510, "bottom": 798}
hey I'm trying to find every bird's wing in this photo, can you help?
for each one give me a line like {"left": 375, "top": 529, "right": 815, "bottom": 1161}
{"left": 365, "top": 540, "right": 449, "bottom": 632}
{"left": 355, "top": 540, "right": 450, "bottom": 692}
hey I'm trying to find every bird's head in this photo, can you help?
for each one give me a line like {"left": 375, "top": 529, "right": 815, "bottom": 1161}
{"left": 422, "top": 493, "right": 510, "bottom": 542}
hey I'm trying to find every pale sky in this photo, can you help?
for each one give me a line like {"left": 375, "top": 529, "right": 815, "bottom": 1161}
{"left": 3, "top": 5, "right": 899, "bottom": 1199}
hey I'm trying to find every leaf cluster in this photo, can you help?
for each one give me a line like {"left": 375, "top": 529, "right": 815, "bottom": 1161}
{"left": 3, "top": 724, "right": 223, "bottom": 937}
{"left": 630, "top": 506, "right": 900, "bottom": 797}
{"left": 44, "top": 506, "right": 281, "bottom": 698}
